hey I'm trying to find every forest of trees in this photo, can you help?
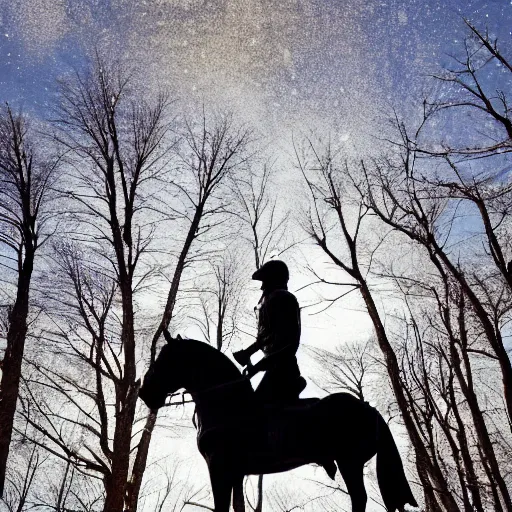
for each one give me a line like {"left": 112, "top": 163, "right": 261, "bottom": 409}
{"left": 0, "top": 20, "right": 511, "bottom": 512}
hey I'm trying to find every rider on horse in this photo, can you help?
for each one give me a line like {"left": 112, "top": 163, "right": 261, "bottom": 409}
{"left": 233, "top": 259, "right": 337, "bottom": 479}
{"left": 233, "top": 260, "right": 307, "bottom": 404}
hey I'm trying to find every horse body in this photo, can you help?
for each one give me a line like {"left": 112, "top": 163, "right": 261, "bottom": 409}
{"left": 139, "top": 335, "right": 418, "bottom": 512}
{"left": 195, "top": 393, "right": 374, "bottom": 473}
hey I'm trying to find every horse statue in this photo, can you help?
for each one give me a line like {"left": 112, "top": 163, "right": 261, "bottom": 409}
{"left": 138, "top": 331, "right": 418, "bottom": 512}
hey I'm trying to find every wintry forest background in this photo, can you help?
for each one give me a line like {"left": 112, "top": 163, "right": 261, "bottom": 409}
{"left": 0, "top": 1, "right": 511, "bottom": 511}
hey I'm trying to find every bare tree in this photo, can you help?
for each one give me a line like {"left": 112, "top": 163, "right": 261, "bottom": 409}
{"left": 395, "top": 290, "right": 490, "bottom": 511}
{"left": 417, "top": 19, "right": 512, "bottom": 421}
{"left": 307, "top": 339, "right": 378, "bottom": 402}
{"left": 229, "top": 163, "right": 292, "bottom": 268}
{"left": 293, "top": 21, "right": 512, "bottom": 511}
{"left": 31, "top": 458, "right": 104, "bottom": 512}
{"left": 1, "top": 444, "right": 44, "bottom": 512}
{"left": 366, "top": 113, "right": 512, "bottom": 429}
{"left": 295, "top": 136, "right": 462, "bottom": 511}
{"left": 0, "top": 105, "right": 60, "bottom": 497}
{"left": 25, "top": 71, "right": 252, "bottom": 511}
{"left": 362, "top": 114, "right": 512, "bottom": 510}
{"left": 16, "top": 56, "right": 175, "bottom": 512}
{"left": 125, "top": 109, "right": 252, "bottom": 512}
{"left": 1, "top": 438, "right": 103, "bottom": 512}
{"left": 190, "top": 251, "right": 246, "bottom": 351}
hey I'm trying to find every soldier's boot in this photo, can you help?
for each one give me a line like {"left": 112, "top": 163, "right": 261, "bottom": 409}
{"left": 321, "top": 460, "right": 337, "bottom": 480}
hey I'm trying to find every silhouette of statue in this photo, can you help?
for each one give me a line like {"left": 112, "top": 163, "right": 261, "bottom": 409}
{"left": 139, "top": 333, "right": 418, "bottom": 512}
{"left": 233, "top": 260, "right": 336, "bottom": 479}
{"left": 233, "top": 260, "right": 306, "bottom": 404}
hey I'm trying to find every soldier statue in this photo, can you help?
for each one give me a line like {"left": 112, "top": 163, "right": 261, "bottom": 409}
{"left": 233, "top": 260, "right": 307, "bottom": 404}
{"left": 139, "top": 258, "right": 419, "bottom": 506}
{"left": 233, "top": 260, "right": 336, "bottom": 479}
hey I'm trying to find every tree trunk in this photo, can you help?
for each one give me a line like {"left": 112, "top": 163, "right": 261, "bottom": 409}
{"left": 358, "top": 281, "right": 461, "bottom": 512}
{"left": 126, "top": 207, "right": 204, "bottom": 511}
{"left": 426, "top": 240, "right": 512, "bottom": 431}
{"left": 103, "top": 253, "right": 138, "bottom": 512}
{"left": 125, "top": 412, "right": 157, "bottom": 512}
{"left": 103, "top": 379, "right": 140, "bottom": 512}
{"left": 451, "top": 340, "right": 511, "bottom": 510}
{"left": 0, "top": 255, "right": 34, "bottom": 497}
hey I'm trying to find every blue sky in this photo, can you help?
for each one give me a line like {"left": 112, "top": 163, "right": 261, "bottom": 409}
{"left": 0, "top": 0, "right": 510, "bottom": 129}
{"left": 1, "top": 0, "right": 509, "bottom": 346}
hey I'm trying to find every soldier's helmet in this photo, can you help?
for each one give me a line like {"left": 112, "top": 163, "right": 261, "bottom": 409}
{"left": 252, "top": 260, "right": 289, "bottom": 286}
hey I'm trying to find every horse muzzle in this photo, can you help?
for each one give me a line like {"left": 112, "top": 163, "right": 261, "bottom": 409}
{"left": 138, "top": 385, "right": 166, "bottom": 411}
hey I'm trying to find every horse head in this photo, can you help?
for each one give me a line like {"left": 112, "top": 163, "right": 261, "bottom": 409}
{"left": 139, "top": 329, "right": 251, "bottom": 413}
{"left": 139, "top": 330, "right": 185, "bottom": 410}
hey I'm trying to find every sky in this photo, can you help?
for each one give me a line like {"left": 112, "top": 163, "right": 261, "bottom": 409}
{"left": 1, "top": 0, "right": 510, "bottom": 140}
{"left": 1, "top": 1, "right": 511, "bottom": 510}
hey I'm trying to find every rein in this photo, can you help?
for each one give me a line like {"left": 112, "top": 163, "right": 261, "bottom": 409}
{"left": 164, "top": 376, "right": 249, "bottom": 424}
{"left": 189, "top": 376, "right": 251, "bottom": 402}
{"left": 188, "top": 376, "right": 254, "bottom": 435}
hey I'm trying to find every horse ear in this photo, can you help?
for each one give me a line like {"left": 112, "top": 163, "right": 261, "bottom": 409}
{"left": 162, "top": 329, "right": 183, "bottom": 344}
{"left": 162, "top": 328, "right": 174, "bottom": 345}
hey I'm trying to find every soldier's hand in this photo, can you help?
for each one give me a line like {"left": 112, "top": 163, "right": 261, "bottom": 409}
{"left": 242, "top": 361, "right": 257, "bottom": 378}
{"left": 233, "top": 348, "right": 251, "bottom": 367}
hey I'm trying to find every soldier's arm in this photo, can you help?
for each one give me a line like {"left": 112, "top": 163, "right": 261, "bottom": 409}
{"left": 233, "top": 326, "right": 266, "bottom": 366}
{"left": 234, "top": 300, "right": 271, "bottom": 365}
{"left": 249, "top": 342, "right": 297, "bottom": 374}
{"left": 248, "top": 293, "right": 300, "bottom": 374}
{"left": 240, "top": 340, "right": 261, "bottom": 357}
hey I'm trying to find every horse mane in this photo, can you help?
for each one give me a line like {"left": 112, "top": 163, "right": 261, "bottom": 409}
{"left": 180, "top": 337, "right": 245, "bottom": 384}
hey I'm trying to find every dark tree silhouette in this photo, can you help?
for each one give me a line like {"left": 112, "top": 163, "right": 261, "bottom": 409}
{"left": 0, "top": 106, "right": 59, "bottom": 497}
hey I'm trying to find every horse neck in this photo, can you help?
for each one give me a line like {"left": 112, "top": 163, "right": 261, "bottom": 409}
{"left": 192, "top": 379, "right": 254, "bottom": 434}
{"left": 183, "top": 340, "right": 240, "bottom": 391}
{"left": 183, "top": 340, "right": 254, "bottom": 430}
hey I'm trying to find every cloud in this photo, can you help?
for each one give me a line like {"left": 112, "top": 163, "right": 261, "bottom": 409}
{"left": 3, "top": 0, "right": 68, "bottom": 56}
{"left": 2, "top": 0, "right": 500, "bottom": 149}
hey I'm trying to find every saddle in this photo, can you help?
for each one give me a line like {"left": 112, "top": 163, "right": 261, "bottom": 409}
{"left": 195, "top": 374, "right": 314, "bottom": 451}
{"left": 197, "top": 393, "right": 337, "bottom": 480}
{"left": 294, "top": 376, "right": 308, "bottom": 397}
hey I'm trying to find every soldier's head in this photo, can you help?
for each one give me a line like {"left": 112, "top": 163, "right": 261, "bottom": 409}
{"left": 252, "top": 260, "right": 289, "bottom": 291}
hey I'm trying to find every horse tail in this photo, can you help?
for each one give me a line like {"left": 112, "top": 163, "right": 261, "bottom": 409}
{"left": 375, "top": 412, "right": 418, "bottom": 511}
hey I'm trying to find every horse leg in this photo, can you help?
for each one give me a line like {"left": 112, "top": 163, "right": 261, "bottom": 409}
{"left": 232, "top": 475, "right": 245, "bottom": 512}
{"left": 208, "top": 458, "right": 233, "bottom": 512}
{"left": 337, "top": 461, "right": 367, "bottom": 512}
